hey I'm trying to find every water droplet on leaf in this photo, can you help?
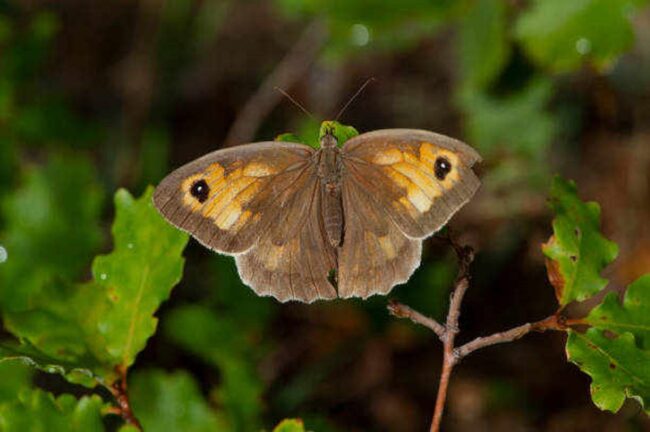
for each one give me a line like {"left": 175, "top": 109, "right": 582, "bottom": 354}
{"left": 100, "top": 273, "right": 107, "bottom": 281}
{"left": 576, "top": 38, "right": 591, "bottom": 55}
{"left": 351, "top": 23, "right": 370, "bottom": 46}
{"left": 0, "top": 246, "right": 6, "bottom": 264}
{"left": 127, "top": 243, "right": 134, "bottom": 249}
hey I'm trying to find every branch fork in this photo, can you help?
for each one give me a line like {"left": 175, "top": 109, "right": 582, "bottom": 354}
{"left": 388, "top": 235, "right": 579, "bottom": 432}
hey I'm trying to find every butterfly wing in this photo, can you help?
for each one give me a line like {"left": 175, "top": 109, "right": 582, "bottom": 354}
{"left": 341, "top": 129, "right": 481, "bottom": 239}
{"left": 337, "top": 175, "right": 422, "bottom": 298}
{"left": 154, "top": 141, "right": 337, "bottom": 302}
{"left": 338, "top": 129, "right": 481, "bottom": 297}
{"left": 153, "top": 142, "right": 316, "bottom": 254}
{"left": 236, "top": 172, "right": 338, "bottom": 302}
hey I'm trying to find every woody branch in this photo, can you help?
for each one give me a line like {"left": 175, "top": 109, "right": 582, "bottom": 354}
{"left": 387, "top": 233, "right": 579, "bottom": 432}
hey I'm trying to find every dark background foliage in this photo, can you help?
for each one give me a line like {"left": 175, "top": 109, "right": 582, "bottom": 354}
{"left": 0, "top": 0, "right": 649, "bottom": 430}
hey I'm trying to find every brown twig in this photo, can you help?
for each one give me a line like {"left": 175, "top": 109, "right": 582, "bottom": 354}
{"left": 224, "top": 20, "right": 327, "bottom": 147}
{"left": 454, "top": 314, "right": 585, "bottom": 360}
{"left": 388, "top": 300, "right": 446, "bottom": 339}
{"left": 429, "top": 241, "right": 474, "bottom": 432}
{"left": 109, "top": 366, "right": 142, "bottom": 430}
{"left": 387, "top": 233, "right": 587, "bottom": 432}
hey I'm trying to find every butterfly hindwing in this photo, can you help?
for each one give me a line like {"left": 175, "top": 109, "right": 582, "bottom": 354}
{"left": 153, "top": 142, "right": 315, "bottom": 254}
{"left": 341, "top": 129, "right": 481, "bottom": 240}
{"left": 236, "top": 171, "right": 338, "bottom": 302}
{"left": 338, "top": 175, "right": 422, "bottom": 298}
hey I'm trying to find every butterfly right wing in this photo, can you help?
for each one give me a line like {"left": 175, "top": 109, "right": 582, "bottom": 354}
{"left": 337, "top": 175, "right": 422, "bottom": 298}
{"left": 337, "top": 129, "right": 481, "bottom": 298}
{"left": 341, "top": 129, "right": 481, "bottom": 239}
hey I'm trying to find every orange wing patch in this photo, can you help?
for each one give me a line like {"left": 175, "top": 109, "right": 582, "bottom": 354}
{"left": 373, "top": 142, "right": 461, "bottom": 216}
{"left": 181, "top": 161, "right": 278, "bottom": 231}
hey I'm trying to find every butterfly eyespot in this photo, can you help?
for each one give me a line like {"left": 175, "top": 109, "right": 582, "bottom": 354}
{"left": 434, "top": 157, "right": 452, "bottom": 180}
{"left": 190, "top": 179, "right": 209, "bottom": 203}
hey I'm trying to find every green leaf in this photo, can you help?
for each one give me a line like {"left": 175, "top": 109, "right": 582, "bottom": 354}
{"left": 542, "top": 177, "right": 618, "bottom": 306}
{"left": 0, "top": 187, "right": 188, "bottom": 388}
{"left": 458, "top": 0, "right": 509, "bottom": 89}
{"left": 275, "top": 133, "right": 304, "bottom": 144}
{"left": 0, "top": 155, "right": 103, "bottom": 311}
{"left": 0, "top": 351, "right": 105, "bottom": 430}
{"left": 273, "top": 419, "right": 306, "bottom": 432}
{"left": 319, "top": 120, "right": 359, "bottom": 146}
{"left": 587, "top": 274, "right": 650, "bottom": 349}
{"left": 567, "top": 329, "right": 650, "bottom": 413}
{"left": 0, "top": 360, "right": 32, "bottom": 404}
{"left": 164, "top": 305, "right": 264, "bottom": 432}
{"left": 277, "top": 120, "right": 360, "bottom": 149}
{"left": 292, "top": 118, "right": 321, "bottom": 149}
{"left": 89, "top": 187, "right": 189, "bottom": 370}
{"left": 0, "top": 389, "right": 105, "bottom": 432}
{"left": 130, "top": 369, "right": 225, "bottom": 432}
{"left": 0, "top": 341, "right": 99, "bottom": 388}
{"left": 515, "top": 0, "right": 643, "bottom": 72}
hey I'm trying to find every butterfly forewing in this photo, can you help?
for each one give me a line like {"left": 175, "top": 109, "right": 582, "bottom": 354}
{"left": 153, "top": 142, "right": 315, "bottom": 254}
{"left": 341, "top": 129, "right": 481, "bottom": 239}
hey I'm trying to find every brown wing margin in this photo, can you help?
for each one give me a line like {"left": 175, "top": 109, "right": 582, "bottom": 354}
{"left": 235, "top": 166, "right": 338, "bottom": 303}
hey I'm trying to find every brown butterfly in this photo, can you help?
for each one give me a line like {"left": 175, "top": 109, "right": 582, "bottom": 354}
{"left": 153, "top": 121, "right": 481, "bottom": 303}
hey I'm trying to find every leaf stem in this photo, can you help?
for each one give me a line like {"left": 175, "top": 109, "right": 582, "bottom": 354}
{"left": 109, "top": 366, "right": 142, "bottom": 431}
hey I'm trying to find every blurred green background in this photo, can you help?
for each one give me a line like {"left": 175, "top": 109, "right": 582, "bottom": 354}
{"left": 1, "top": 0, "right": 649, "bottom": 430}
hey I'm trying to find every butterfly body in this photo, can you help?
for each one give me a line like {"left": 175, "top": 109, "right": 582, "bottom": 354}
{"left": 317, "top": 133, "right": 344, "bottom": 247}
{"left": 154, "top": 122, "right": 481, "bottom": 303}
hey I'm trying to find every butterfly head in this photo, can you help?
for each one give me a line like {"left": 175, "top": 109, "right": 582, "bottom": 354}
{"left": 319, "top": 121, "right": 359, "bottom": 149}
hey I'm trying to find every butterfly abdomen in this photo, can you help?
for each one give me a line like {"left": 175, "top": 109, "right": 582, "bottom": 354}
{"left": 318, "top": 147, "right": 344, "bottom": 248}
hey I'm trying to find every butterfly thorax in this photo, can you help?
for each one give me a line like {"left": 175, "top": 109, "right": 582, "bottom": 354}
{"left": 317, "top": 133, "right": 344, "bottom": 249}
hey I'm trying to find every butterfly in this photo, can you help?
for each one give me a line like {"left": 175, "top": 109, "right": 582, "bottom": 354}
{"left": 153, "top": 121, "right": 481, "bottom": 303}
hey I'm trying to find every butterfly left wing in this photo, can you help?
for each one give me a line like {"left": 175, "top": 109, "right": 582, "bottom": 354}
{"left": 235, "top": 173, "right": 338, "bottom": 302}
{"left": 154, "top": 141, "right": 337, "bottom": 302}
{"left": 153, "top": 142, "right": 316, "bottom": 254}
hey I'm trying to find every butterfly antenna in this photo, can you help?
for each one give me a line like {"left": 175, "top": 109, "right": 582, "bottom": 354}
{"left": 274, "top": 87, "right": 314, "bottom": 119}
{"left": 334, "top": 77, "right": 376, "bottom": 121}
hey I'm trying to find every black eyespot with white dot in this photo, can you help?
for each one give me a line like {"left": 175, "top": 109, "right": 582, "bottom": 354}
{"left": 434, "top": 157, "right": 452, "bottom": 180}
{"left": 190, "top": 179, "right": 209, "bottom": 203}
